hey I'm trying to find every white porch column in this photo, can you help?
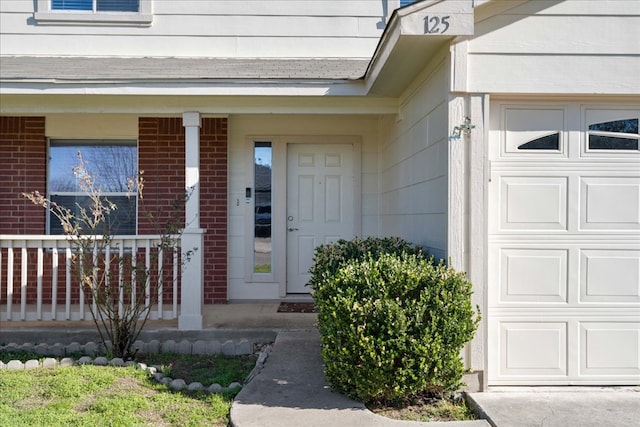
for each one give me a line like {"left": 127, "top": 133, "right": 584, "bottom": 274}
{"left": 179, "top": 112, "right": 205, "bottom": 330}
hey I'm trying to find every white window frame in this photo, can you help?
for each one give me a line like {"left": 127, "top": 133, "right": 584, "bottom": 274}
{"left": 35, "top": 0, "right": 152, "bottom": 26}
{"left": 47, "top": 138, "right": 139, "bottom": 236}
{"left": 245, "top": 138, "right": 277, "bottom": 285}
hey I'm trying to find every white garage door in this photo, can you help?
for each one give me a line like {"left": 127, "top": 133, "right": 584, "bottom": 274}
{"left": 488, "top": 103, "right": 640, "bottom": 385}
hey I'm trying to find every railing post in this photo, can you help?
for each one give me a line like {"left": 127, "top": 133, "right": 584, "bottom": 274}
{"left": 179, "top": 112, "right": 204, "bottom": 330}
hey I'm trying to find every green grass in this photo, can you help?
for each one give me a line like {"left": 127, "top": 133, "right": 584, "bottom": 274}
{"left": 138, "top": 353, "right": 257, "bottom": 387}
{"left": 254, "top": 264, "right": 272, "bottom": 273}
{"left": 0, "top": 353, "right": 256, "bottom": 427}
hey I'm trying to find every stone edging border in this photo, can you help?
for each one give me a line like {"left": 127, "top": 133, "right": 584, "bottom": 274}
{"left": 0, "top": 338, "right": 257, "bottom": 358}
{"left": 0, "top": 340, "right": 273, "bottom": 395}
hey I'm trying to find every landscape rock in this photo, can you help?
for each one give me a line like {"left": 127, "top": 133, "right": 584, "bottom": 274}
{"left": 78, "top": 356, "right": 93, "bottom": 364}
{"left": 177, "top": 339, "right": 192, "bottom": 355}
{"left": 170, "top": 379, "right": 186, "bottom": 391}
{"left": 110, "top": 358, "right": 125, "bottom": 367}
{"left": 93, "top": 357, "right": 109, "bottom": 366}
{"left": 221, "top": 340, "right": 235, "bottom": 356}
{"left": 35, "top": 343, "right": 49, "bottom": 356}
{"left": 7, "top": 360, "right": 24, "bottom": 370}
{"left": 42, "top": 358, "right": 57, "bottom": 368}
{"left": 187, "top": 382, "right": 204, "bottom": 391}
{"left": 236, "top": 339, "right": 252, "bottom": 355}
{"left": 161, "top": 340, "right": 176, "bottom": 354}
{"left": 25, "top": 360, "right": 40, "bottom": 369}
{"left": 208, "top": 383, "right": 223, "bottom": 393}
{"left": 66, "top": 342, "right": 82, "bottom": 356}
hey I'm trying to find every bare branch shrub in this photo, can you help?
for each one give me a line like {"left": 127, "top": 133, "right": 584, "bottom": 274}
{"left": 24, "top": 152, "right": 194, "bottom": 359}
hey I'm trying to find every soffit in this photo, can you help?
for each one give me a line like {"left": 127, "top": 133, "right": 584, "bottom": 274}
{"left": 365, "top": 0, "right": 474, "bottom": 96}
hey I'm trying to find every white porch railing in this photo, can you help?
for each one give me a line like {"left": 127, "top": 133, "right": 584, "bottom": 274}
{"left": 0, "top": 235, "right": 181, "bottom": 322}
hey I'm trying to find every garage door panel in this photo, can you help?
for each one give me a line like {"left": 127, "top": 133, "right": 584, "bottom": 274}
{"left": 580, "top": 322, "right": 640, "bottom": 376}
{"left": 489, "top": 103, "right": 640, "bottom": 385}
{"left": 500, "top": 176, "right": 568, "bottom": 230}
{"left": 502, "top": 107, "right": 567, "bottom": 157}
{"left": 581, "top": 177, "right": 640, "bottom": 229}
{"left": 500, "top": 248, "right": 568, "bottom": 303}
{"left": 499, "top": 321, "right": 568, "bottom": 376}
{"left": 580, "top": 250, "right": 640, "bottom": 303}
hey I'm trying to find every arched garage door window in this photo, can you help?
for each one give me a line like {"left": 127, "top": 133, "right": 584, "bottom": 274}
{"left": 588, "top": 118, "right": 639, "bottom": 150}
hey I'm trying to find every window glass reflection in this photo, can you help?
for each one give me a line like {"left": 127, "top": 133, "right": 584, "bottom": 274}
{"left": 254, "top": 142, "right": 272, "bottom": 273}
{"left": 588, "top": 118, "right": 639, "bottom": 150}
{"left": 517, "top": 133, "right": 560, "bottom": 150}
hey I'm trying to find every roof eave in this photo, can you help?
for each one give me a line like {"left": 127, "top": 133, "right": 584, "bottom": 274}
{"left": 364, "top": 0, "right": 474, "bottom": 97}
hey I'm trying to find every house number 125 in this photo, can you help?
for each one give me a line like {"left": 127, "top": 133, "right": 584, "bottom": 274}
{"left": 424, "top": 15, "right": 450, "bottom": 34}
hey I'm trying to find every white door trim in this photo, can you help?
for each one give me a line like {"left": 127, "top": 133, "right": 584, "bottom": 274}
{"left": 282, "top": 136, "right": 362, "bottom": 296}
{"left": 243, "top": 135, "right": 361, "bottom": 298}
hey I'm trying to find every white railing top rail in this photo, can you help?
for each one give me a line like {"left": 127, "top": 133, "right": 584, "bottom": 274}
{"left": 0, "top": 235, "right": 181, "bottom": 249}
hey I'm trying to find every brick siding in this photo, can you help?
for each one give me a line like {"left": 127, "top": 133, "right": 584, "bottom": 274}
{"left": 200, "top": 118, "right": 228, "bottom": 303}
{"left": 0, "top": 117, "right": 50, "bottom": 305}
{"left": 139, "top": 117, "right": 228, "bottom": 304}
{"left": 0, "top": 116, "right": 46, "bottom": 235}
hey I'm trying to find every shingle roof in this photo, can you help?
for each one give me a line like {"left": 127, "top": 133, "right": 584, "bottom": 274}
{"left": 0, "top": 56, "right": 369, "bottom": 81}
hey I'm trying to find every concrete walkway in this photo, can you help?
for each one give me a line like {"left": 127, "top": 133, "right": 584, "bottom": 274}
{"left": 231, "top": 329, "right": 488, "bottom": 427}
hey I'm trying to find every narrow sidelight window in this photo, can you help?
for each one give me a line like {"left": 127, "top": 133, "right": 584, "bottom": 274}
{"left": 254, "top": 142, "right": 272, "bottom": 273}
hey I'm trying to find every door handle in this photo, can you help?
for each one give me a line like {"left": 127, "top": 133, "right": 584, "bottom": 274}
{"left": 288, "top": 227, "right": 299, "bottom": 232}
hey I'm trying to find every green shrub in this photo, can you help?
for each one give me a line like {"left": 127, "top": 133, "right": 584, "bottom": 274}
{"left": 308, "top": 237, "right": 427, "bottom": 291}
{"left": 312, "top": 242, "right": 479, "bottom": 406}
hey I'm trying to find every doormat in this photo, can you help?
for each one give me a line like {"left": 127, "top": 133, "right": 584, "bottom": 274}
{"left": 277, "top": 302, "right": 317, "bottom": 313}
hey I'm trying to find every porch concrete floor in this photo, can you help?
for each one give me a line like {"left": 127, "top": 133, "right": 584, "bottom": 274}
{"left": 203, "top": 302, "right": 317, "bottom": 330}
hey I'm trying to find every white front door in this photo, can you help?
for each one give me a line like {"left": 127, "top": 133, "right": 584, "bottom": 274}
{"left": 488, "top": 103, "right": 640, "bottom": 385}
{"left": 286, "top": 143, "right": 355, "bottom": 293}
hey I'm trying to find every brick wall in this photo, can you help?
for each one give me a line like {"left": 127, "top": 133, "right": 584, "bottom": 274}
{"left": 0, "top": 117, "right": 49, "bottom": 305}
{"left": 200, "top": 118, "right": 228, "bottom": 303}
{"left": 138, "top": 117, "right": 228, "bottom": 304}
{"left": 0, "top": 116, "right": 46, "bottom": 235}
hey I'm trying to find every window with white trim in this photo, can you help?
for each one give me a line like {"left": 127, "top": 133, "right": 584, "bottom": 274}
{"left": 52, "top": 0, "right": 138, "bottom": 12}
{"left": 35, "top": 0, "right": 152, "bottom": 25}
{"left": 48, "top": 140, "right": 138, "bottom": 235}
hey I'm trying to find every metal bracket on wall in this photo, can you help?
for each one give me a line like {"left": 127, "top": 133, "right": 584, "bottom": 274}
{"left": 451, "top": 116, "right": 476, "bottom": 139}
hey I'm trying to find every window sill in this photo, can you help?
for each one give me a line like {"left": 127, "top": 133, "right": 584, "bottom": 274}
{"left": 34, "top": 11, "right": 153, "bottom": 26}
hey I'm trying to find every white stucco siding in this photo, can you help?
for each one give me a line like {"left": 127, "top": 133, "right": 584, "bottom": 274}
{"left": 468, "top": 0, "right": 640, "bottom": 94}
{"left": 379, "top": 59, "right": 450, "bottom": 259}
{"left": 227, "top": 114, "right": 381, "bottom": 300}
{"left": 0, "top": 0, "right": 386, "bottom": 58}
